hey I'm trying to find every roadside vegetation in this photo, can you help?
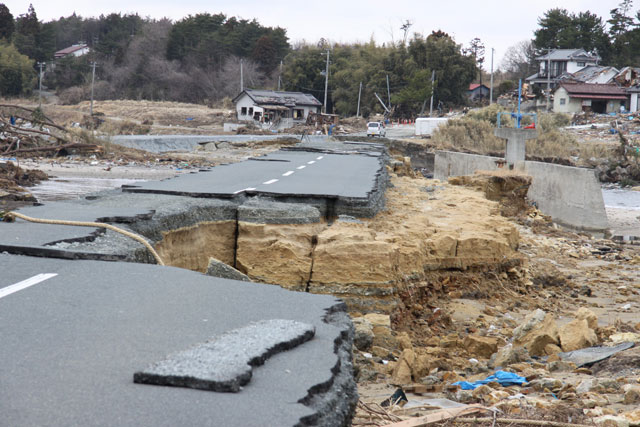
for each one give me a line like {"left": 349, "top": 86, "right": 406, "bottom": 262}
{"left": 431, "top": 105, "right": 615, "bottom": 164}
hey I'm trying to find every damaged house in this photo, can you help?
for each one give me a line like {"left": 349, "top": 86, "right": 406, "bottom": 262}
{"left": 557, "top": 65, "right": 619, "bottom": 85}
{"left": 233, "top": 89, "right": 322, "bottom": 125}
{"left": 615, "top": 67, "right": 640, "bottom": 113}
{"left": 553, "top": 82, "right": 627, "bottom": 114}
{"left": 526, "top": 49, "right": 600, "bottom": 90}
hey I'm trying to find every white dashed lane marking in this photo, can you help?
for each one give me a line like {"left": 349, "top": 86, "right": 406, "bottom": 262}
{"left": 237, "top": 155, "right": 324, "bottom": 193}
{"left": 233, "top": 187, "right": 256, "bottom": 194}
{"left": 0, "top": 273, "right": 58, "bottom": 300}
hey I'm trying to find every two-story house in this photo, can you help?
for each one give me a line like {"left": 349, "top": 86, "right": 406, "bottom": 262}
{"left": 526, "top": 49, "right": 600, "bottom": 90}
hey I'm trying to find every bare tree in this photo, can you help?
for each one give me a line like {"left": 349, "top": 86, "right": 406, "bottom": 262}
{"left": 501, "top": 40, "right": 537, "bottom": 79}
{"left": 216, "top": 56, "right": 266, "bottom": 99}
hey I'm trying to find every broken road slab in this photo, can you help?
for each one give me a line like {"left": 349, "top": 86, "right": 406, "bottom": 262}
{"left": 0, "top": 254, "right": 356, "bottom": 426}
{"left": 124, "top": 149, "right": 385, "bottom": 201}
{"left": 134, "top": 319, "right": 316, "bottom": 392}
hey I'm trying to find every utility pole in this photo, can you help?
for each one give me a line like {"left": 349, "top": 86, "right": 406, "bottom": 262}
{"left": 386, "top": 75, "right": 391, "bottom": 110}
{"left": 323, "top": 49, "right": 330, "bottom": 114}
{"left": 90, "top": 61, "right": 97, "bottom": 116}
{"left": 356, "top": 81, "right": 362, "bottom": 117}
{"left": 240, "top": 59, "right": 244, "bottom": 92}
{"left": 489, "top": 48, "right": 494, "bottom": 105}
{"left": 278, "top": 60, "right": 283, "bottom": 91}
{"left": 429, "top": 70, "right": 435, "bottom": 117}
{"left": 37, "top": 62, "right": 45, "bottom": 108}
{"left": 546, "top": 47, "right": 551, "bottom": 112}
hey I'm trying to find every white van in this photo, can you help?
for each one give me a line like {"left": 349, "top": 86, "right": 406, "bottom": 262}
{"left": 366, "top": 122, "right": 386, "bottom": 137}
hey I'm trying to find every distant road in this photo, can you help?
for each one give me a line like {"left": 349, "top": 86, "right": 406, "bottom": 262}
{"left": 351, "top": 123, "right": 415, "bottom": 139}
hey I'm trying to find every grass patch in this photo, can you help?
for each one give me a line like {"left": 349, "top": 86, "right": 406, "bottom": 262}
{"left": 432, "top": 108, "right": 581, "bottom": 160}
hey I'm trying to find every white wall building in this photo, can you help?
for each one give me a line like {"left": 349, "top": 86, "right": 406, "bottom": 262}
{"left": 553, "top": 83, "right": 627, "bottom": 114}
{"left": 526, "top": 49, "right": 600, "bottom": 90}
{"left": 54, "top": 44, "right": 90, "bottom": 59}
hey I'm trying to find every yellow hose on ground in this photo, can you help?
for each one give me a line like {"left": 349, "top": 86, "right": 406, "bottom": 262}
{"left": 4, "top": 211, "right": 164, "bottom": 265}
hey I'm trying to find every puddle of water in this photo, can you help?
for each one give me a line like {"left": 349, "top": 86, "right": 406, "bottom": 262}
{"left": 28, "top": 177, "right": 143, "bottom": 202}
{"left": 602, "top": 188, "right": 640, "bottom": 210}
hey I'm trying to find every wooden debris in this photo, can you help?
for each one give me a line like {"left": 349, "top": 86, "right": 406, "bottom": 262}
{"left": 0, "top": 104, "right": 102, "bottom": 156}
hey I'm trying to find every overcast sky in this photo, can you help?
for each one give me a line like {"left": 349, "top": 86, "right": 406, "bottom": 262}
{"left": 3, "top": 1, "right": 626, "bottom": 69}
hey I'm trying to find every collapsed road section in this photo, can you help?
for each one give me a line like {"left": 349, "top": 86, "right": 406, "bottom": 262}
{"left": 0, "top": 140, "right": 388, "bottom": 426}
{"left": 0, "top": 254, "right": 355, "bottom": 426}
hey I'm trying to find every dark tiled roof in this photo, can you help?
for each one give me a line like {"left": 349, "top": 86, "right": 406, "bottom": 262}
{"left": 238, "top": 89, "right": 322, "bottom": 107}
{"left": 559, "top": 83, "right": 626, "bottom": 96}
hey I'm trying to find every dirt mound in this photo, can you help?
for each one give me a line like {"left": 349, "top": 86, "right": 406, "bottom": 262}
{"left": 448, "top": 170, "right": 532, "bottom": 217}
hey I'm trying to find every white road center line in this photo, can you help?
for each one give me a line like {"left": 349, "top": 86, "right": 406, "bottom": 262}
{"left": 282, "top": 171, "right": 294, "bottom": 177}
{"left": 307, "top": 160, "right": 315, "bottom": 164}
{"left": 316, "top": 156, "right": 324, "bottom": 160}
{"left": 263, "top": 179, "right": 278, "bottom": 185}
{"left": 297, "top": 165, "right": 306, "bottom": 170}
{"left": 0, "top": 273, "right": 58, "bottom": 300}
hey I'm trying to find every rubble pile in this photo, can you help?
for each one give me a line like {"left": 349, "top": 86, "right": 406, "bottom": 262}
{"left": 353, "top": 174, "right": 640, "bottom": 425}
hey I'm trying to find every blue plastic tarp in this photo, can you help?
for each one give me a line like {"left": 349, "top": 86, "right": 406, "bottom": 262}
{"left": 452, "top": 370, "right": 527, "bottom": 390}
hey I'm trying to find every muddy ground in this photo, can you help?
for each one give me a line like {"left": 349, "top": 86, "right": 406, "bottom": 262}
{"left": 3, "top": 99, "right": 640, "bottom": 426}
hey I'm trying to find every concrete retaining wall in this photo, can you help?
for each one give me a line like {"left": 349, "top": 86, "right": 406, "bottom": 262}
{"left": 434, "top": 151, "right": 609, "bottom": 231}
{"left": 434, "top": 151, "right": 503, "bottom": 180}
{"left": 522, "top": 161, "right": 608, "bottom": 231}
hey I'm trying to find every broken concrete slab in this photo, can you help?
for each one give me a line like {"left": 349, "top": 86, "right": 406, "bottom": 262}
{"left": 134, "top": 319, "right": 315, "bottom": 392}
{"left": 206, "top": 257, "right": 251, "bottom": 281}
{"left": 0, "top": 191, "right": 237, "bottom": 262}
{"left": 238, "top": 198, "right": 321, "bottom": 224}
{"left": 0, "top": 253, "right": 357, "bottom": 426}
{"left": 558, "top": 341, "right": 635, "bottom": 367}
{"left": 122, "top": 144, "right": 388, "bottom": 218}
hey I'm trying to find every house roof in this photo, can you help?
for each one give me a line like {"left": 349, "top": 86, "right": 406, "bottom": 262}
{"left": 468, "top": 84, "right": 488, "bottom": 91}
{"left": 558, "top": 83, "right": 627, "bottom": 99}
{"left": 54, "top": 44, "right": 88, "bottom": 57}
{"left": 233, "top": 89, "right": 322, "bottom": 107}
{"left": 535, "top": 48, "right": 599, "bottom": 62}
{"left": 557, "top": 66, "right": 618, "bottom": 83}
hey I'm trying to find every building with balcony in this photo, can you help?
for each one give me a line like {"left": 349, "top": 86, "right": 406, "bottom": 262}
{"left": 526, "top": 49, "right": 600, "bottom": 90}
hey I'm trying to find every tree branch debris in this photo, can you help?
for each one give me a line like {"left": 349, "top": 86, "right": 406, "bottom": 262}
{"left": 0, "top": 104, "right": 102, "bottom": 156}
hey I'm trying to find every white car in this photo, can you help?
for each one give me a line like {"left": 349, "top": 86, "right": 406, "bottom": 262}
{"left": 367, "top": 121, "right": 386, "bottom": 137}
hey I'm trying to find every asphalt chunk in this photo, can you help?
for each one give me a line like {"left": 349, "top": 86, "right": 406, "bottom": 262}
{"left": 133, "top": 319, "right": 315, "bottom": 392}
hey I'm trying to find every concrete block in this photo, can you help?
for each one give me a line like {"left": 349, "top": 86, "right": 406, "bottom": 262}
{"left": 494, "top": 128, "right": 538, "bottom": 166}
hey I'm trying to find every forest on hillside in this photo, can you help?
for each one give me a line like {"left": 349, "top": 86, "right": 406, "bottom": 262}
{"left": 1, "top": 1, "right": 640, "bottom": 117}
